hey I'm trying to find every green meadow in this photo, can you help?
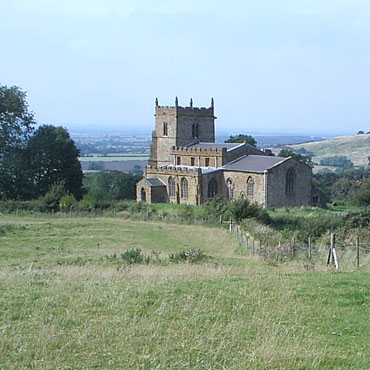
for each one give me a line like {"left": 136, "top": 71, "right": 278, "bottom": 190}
{"left": 0, "top": 215, "right": 369, "bottom": 369}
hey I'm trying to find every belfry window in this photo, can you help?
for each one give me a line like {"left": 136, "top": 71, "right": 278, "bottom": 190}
{"left": 181, "top": 178, "right": 188, "bottom": 199}
{"left": 190, "top": 157, "right": 195, "bottom": 166}
{"left": 208, "top": 178, "right": 217, "bottom": 198}
{"left": 286, "top": 168, "right": 295, "bottom": 195}
{"left": 168, "top": 177, "right": 175, "bottom": 197}
{"left": 227, "top": 178, "right": 234, "bottom": 201}
{"left": 247, "top": 177, "right": 254, "bottom": 197}
{"left": 177, "top": 156, "right": 181, "bottom": 166}
{"left": 192, "top": 123, "right": 199, "bottom": 138}
{"left": 163, "top": 122, "right": 168, "bottom": 136}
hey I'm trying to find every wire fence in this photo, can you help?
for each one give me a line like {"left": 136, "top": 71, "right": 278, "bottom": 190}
{"left": 230, "top": 223, "right": 370, "bottom": 271}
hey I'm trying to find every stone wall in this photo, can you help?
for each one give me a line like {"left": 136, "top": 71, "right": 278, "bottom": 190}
{"left": 144, "top": 166, "right": 201, "bottom": 205}
{"left": 266, "top": 158, "right": 312, "bottom": 208}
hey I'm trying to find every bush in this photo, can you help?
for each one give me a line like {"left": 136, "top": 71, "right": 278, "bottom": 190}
{"left": 169, "top": 248, "right": 207, "bottom": 264}
{"left": 120, "top": 248, "right": 151, "bottom": 264}
{"left": 201, "top": 196, "right": 228, "bottom": 221}
{"left": 227, "top": 199, "right": 271, "bottom": 224}
{"left": 39, "top": 182, "right": 67, "bottom": 212}
{"left": 59, "top": 194, "right": 77, "bottom": 212}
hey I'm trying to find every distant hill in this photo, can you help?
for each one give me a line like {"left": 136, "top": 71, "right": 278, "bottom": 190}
{"left": 292, "top": 133, "right": 370, "bottom": 168}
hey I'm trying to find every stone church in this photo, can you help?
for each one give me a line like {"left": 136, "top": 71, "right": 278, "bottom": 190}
{"left": 136, "top": 98, "right": 312, "bottom": 208}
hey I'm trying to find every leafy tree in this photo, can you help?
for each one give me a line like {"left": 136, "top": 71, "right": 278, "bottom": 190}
{"left": 0, "top": 84, "right": 35, "bottom": 199}
{"left": 278, "top": 148, "right": 312, "bottom": 166}
{"left": 27, "top": 125, "right": 83, "bottom": 199}
{"left": 83, "top": 171, "right": 141, "bottom": 201}
{"left": 331, "top": 178, "right": 354, "bottom": 202}
{"left": 319, "top": 156, "right": 353, "bottom": 168}
{"left": 225, "top": 134, "right": 257, "bottom": 147}
{"left": 350, "top": 179, "right": 370, "bottom": 206}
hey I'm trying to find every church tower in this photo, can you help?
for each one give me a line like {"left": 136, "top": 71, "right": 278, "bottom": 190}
{"left": 149, "top": 97, "right": 216, "bottom": 167}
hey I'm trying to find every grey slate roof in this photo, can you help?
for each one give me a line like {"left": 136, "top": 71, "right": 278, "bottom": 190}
{"left": 145, "top": 178, "right": 166, "bottom": 187}
{"left": 222, "top": 155, "right": 288, "bottom": 173}
{"left": 187, "top": 142, "right": 242, "bottom": 151}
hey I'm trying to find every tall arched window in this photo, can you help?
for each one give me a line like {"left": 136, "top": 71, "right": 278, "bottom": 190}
{"left": 181, "top": 178, "right": 188, "bottom": 199}
{"left": 247, "top": 177, "right": 254, "bottom": 197}
{"left": 163, "top": 122, "right": 168, "bottom": 136}
{"left": 141, "top": 188, "right": 146, "bottom": 202}
{"left": 192, "top": 123, "right": 199, "bottom": 138}
{"left": 208, "top": 178, "right": 217, "bottom": 198}
{"left": 227, "top": 178, "right": 234, "bottom": 201}
{"left": 286, "top": 168, "right": 295, "bottom": 195}
{"left": 168, "top": 177, "right": 175, "bottom": 197}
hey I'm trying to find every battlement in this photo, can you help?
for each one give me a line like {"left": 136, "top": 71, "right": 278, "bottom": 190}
{"left": 171, "top": 146, "right": 226, "bottom": 155}
{"left": 146, "top": 165, "right": 201, "bottom": 176}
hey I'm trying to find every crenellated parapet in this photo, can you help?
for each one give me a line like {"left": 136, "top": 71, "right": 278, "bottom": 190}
{"left": 145, "top": 165, "right": 202, "bottom": 177}
{"left": 171, "top": 146, "right": 226, "bottom": 155}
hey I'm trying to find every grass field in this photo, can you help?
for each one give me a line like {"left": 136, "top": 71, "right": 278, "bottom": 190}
{"left": 292, "top": 133, "right": 370, "bottom": 168}
{"left": 1, "top": 215, "right": 369, "bottom": 369}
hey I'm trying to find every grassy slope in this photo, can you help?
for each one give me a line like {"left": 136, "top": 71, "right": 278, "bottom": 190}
{"left": 292, "top": 133, "right": 370, "bottom": 167}
{"left": 1, "top": 215, "right": 369, "bottom": 369}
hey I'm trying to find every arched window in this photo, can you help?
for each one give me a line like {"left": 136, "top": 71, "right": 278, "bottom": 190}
{"left": 247, "top": 177, "right": 254, "bottom": 197}
{"left": 168, "top": 177, "right": 175, "bottom": 197}
{"left": 227, "top": 178, "right": 234, "bottom": 201}
{"left": 192, "top": 123, "right": 199, "bottom": 138}
{"left": 163, "top": 122, "right": 168, "bottom": 136}
{"left": 141, "top": 188, "right": 146, "bottom": 202}
{"left": 181, "top": 178, "right": 188, "bottom": 199}
{"left": 286, "top": 168, "right": 295, "bottom": 195}
{"left": 208, "top": 178, "right": 217, "bottom": 198}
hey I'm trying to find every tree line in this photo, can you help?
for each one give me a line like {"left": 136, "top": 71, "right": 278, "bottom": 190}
{"left": 0, "top": 84, "right": 140, "bottom": 210}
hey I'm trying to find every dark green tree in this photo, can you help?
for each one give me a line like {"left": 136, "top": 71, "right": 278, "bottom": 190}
{"left": 83, "top": 171, "right": 141, "bottom": 201}
{"left": 278, "top": 148, "right": 312, "bottom": 166}
{"left": 225, "top": 134, "right": 257, "bottom": 147}
{"left": 0, "top": 84, "right": 36, "bottom": 199}
{"left": 27, "top": 125, "right": 83, "bottom": 199}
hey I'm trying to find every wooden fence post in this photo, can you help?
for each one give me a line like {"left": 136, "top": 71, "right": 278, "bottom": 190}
{"left": 356, "top": 236, "right": 360, "bottom": 269}
{"left": 252, "top": 239, "right": 255, "bottom": 254}
{"left": 328, "top": 233, "right": 339, "bottom": 270}
{"left": 292, "top": 237, "right": 296, "bottom": 257}
{"left": 308, "top": 236, "right": 312, "bottom": 260}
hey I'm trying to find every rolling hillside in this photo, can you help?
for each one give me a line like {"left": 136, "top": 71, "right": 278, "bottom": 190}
{"left": 292, "top": 133, "right": 370, "bottom": 168}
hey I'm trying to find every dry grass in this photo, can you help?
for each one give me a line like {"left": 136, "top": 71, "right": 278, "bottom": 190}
{"left": 0, "top": 215, "right": 369, "bottom": 369}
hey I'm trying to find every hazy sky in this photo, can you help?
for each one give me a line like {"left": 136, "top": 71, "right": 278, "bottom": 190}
{"left": 2, "top": 0, "right": 370, "bottom": 135}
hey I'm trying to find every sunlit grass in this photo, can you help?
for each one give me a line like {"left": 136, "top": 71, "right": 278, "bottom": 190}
{"left": 0, "top": 215, "right": 369, "bottom": 369}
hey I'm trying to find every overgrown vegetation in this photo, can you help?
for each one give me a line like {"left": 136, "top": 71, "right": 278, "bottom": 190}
{"left": 0, "top": 215, "right": 369, "bottom": 369}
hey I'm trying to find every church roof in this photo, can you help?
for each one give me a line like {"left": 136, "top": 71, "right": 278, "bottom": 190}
{"left": 222, "top": 155, "right": 289, "bottom": 173}
{"left": 145, "top": 178, "right": 166, "bottom": 187}
{"left": 187, "top": 142, "right": 244, "bottom": 151}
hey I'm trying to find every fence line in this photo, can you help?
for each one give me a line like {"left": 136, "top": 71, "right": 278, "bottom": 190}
{"left": 229, "top": 223, "right": 370, "bottom": 271}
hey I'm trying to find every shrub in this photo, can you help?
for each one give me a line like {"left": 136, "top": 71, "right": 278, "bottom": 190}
{"left": 59, "top": 194, "right": 76, "bottom": 212}
{"left": 39, "top": 182, "right": 67, "bottom": 212}
{"left": 169, "top": 248, "right": 207, "bottom": 264}
{"left": 178, "top": 205, "right": 195, "bottom": 220}
{"left": 227, "top": 199, "right": 270, "bottom": 224}
{"left": 120, "top": 248, "right": 150, "bottom": 264}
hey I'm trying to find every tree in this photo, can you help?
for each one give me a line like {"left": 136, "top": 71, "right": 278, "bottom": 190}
{"left": 83, "top": 171, "right": 141, "bottom": 201}
{"left": 225, "top": 134, "right": 257, "bottom": 147}
{"left": 27, "top": 125, "right": 83, "bottom": 199}
{"left": 0, "top": 84, "right": 36, "bottom": 199}
{"left": 278, "top": 148, "right": 312, "bottom": 166}
{"left": 319, "top": 156, "right": 353, "bottom": 168}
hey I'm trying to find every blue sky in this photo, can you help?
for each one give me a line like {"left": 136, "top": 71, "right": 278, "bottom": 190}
{"left": 1, "top": 0, "right": 370, "bottom": 135}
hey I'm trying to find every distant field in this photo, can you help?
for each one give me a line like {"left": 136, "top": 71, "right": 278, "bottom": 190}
{"left": 79, "top": 155, "right": 149, "bottom": 162}
{"left": 0, "top": 215, "right": 369, "bottom": 369}
{"left": 292, "top": 133, "right": 370, "bottom": 168}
